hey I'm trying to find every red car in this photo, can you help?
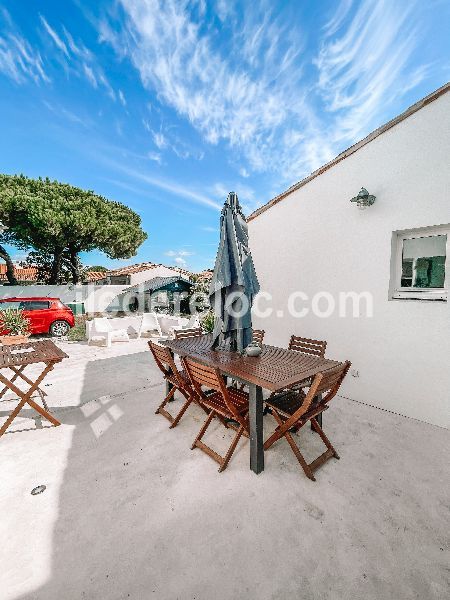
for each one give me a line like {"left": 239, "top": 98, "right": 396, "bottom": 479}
{"left": 0, "top": 297, "right": 75, "bottom": 337}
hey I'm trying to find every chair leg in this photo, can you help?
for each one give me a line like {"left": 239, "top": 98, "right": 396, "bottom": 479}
{"left": 155, "top": 385, "right": 177, "bottom": 423}
{"left": 311, "top": 417, "right": 339, "bottom": 459}
{"left": 283, "top": 430, "right": 316, "bottom": 481}
{"left": 170, "top": 392, "right": 193, "bottom": 429}
{"left": 219, "top": 425, "right": 244, "bottom": 473}
{"left": 191, "top": 410, "right": 215, "bottom": 450}
{"left": 266, "top": 409, "right": 316, "bottom": 480}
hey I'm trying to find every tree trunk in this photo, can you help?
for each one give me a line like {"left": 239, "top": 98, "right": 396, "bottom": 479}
{"left": 0, "top": 244, "right": 18, "bottom": 285}
{"left": 48, "top": 248, "right": 63, "bottom": 285}
{"left": 68, "top": 245, "right": 80, "bottom": 284}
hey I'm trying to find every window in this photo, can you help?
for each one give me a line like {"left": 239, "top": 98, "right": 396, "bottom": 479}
{"left": 20, "top": 301, "right": 50, "bottom": 310}
{"left": 0, "top": 301, "right": 21, "bottom": 309}
{"left": 391, "top": 225, "right": 449, "bottom": 300}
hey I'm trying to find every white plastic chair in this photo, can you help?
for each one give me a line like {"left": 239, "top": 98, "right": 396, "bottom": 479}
{"left": 88, "top": 317, "right": 130, "bottom": 347}
{"left": 137, "top": 312, "right": 163, "bottom": 338}
{"left": 168, "top": 314, "right": 201, "bottom": 339}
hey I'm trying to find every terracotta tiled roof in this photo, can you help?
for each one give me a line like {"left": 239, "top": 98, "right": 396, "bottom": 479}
{"left": 196, "top": 269, "right": 214, "bottom": 281}
{"left": 106, "top": 262, "right": 160, "bottom": 276}
{"left": 84, "top": 271, "right": 107, "bottom": 282}
{"left": 0, "top": 265, "right": 38, "bottom": 282}
{"left": 105, "top": 262, "right": 194, "bottom": 280}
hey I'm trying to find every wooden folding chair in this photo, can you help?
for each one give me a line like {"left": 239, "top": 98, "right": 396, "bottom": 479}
{"left": 183, "top": 357, "right": 250, "bottom": 473}
{"left": 264, "top": 361, "right": 351, "bottom": 481}
{"left": 174, "top": 327, "right": 203, "bottom": 340}
{"left": 267, "top": 334, "right": 328, "bottom": 427}
{"left": 148, "top": 341, "right": 204, "bottom": 428}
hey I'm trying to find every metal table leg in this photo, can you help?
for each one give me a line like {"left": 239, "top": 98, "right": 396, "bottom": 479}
{"left": 166, "top": 349, "right": 174, "bottom": 401}
{"left": 248, "top": 384, "right": 264, "bottom": 474}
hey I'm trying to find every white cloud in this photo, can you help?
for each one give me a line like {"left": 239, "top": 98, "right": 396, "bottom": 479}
{"left": 166, "top": 250, "right": 193, "bottom": 257}
{"left": 118, "top": 89, "right": 127, "bottom": 106}
{"left": 314, "top": 0, "right": 423, "bottom": 144}
{"left": 165, "top": 249, "right": 194, "bottom": 267}
{"left": 101, "top": 0, "right": 427, "bottom": 186}
{"left": 0, "top": 11, "right": 49, "bottom": 84}
{"left": 152, "top": 131, "right": 167, "bottom": 149}
{"left": 40, "top": 15, "right": 69, "bottom": 57}
{"left": 83, "top": 63, "right": 97, "bottom": 88}
{"left": 147, "top": 151, "right": 162, "bottom": 164}
{"left": 104, "top": 161, "right": 221, "bottom": 210}
{"left": 239, "top": 167, "right": 250, "bottom": 178}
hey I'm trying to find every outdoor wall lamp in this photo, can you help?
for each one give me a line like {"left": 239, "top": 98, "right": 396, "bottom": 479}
{"left": 350, "top": 187, "right": 376, "bottom": 210}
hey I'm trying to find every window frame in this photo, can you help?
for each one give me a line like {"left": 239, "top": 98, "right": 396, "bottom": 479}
{"left": 391, "top": 225, "right": 450, "bottom": 301}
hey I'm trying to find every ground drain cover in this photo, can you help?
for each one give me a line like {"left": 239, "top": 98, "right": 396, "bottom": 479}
{"left": 31, "top": 485, "right": 46, "bottom": 495}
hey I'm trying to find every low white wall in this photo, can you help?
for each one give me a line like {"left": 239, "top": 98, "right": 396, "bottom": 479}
{"left": 249, "top": 90, "right": 450, "bottom": 428}
{"left": 0, "top": 284, "right": 128, "bottom": 314}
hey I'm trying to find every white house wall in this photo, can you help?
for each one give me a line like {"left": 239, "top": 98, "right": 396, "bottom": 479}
{"left": 129, "top": 265, "right": 183, "bottom": 286}
{"left": 248, "top": 91, "right": 450, "bottom": 428}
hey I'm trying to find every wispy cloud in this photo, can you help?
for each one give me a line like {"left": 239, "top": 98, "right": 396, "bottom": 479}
{"left": 165, "top": 249, "right": 194, "bottom": 267}
{"left": 315, "top": 0, "right": 423, "bottom": 143}
{"left": 100, "top": 0, "right": 428, "bottom": 185}
{"left": 40, "top": 15, "right": 69, "bottom": 57}
{"left": 83, "top": 63, "right": 98, "bottom": 88}
{"left": 0, "top": 10, "right": 49, "bottom": 84}
{"left": 104, "top": 160, "right": 222, "bottom": 210}
{"left": 39, "top": 14, "right": 117, "bottom": 101}
{"left": 118, "top": 89, "right": 127, "bottom": 106}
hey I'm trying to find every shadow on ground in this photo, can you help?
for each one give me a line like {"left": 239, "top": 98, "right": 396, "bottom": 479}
{"left": 5, "top": 350, "right": 449, "bottom": 600}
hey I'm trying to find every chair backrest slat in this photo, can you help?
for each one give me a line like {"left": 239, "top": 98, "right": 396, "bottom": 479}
{"left": 148, "top": 340, "right": 181, "bottom": 382}
{"left": 252, "top": 329, "right": 265, "bottom": 345}
{"left": 183, "top": 357, "right": 243, "bottom": 422}
{"left": 286, "top": 361, "right": 351, "bottom": 428}
{"left": 313, "top": 361, "right": 351, "bottom": 402}
{"left": 289, "top": 335, "right": 327, "bottom": 358}
{"left": 174, "top": 327, "right": 203, "bottom": 340}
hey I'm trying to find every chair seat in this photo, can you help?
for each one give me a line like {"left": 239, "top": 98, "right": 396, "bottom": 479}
{"left": 167, "top": 368, "right": 189, "bottom": 388}
{"left": 266, "top": 389, "right": 320, "bottom": 418}
{"left": 201, "top": 387, "right": 249, "bottom": 418}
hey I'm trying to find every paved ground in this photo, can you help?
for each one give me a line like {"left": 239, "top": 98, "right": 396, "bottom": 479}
{"left": 1, "top": 338, "right": 449, "bottom": 600}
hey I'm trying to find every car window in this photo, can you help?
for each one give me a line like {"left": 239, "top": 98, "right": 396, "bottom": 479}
{"left": 20, "top": 301, "right": 50, "bottom": 311}
{"left": 0, "top": 301, "right": 22, "bottom": 309}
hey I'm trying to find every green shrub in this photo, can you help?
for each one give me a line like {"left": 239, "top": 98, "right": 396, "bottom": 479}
{"left": 201, "top": 310, "right": 215, "bottom": 333}
{"left": 0, "top": 308, "right": 30, "bottom": 335}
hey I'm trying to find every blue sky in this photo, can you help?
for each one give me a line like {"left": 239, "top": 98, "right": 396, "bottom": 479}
{"left": 0, "top": 0, "right": 449, "bottom": 272}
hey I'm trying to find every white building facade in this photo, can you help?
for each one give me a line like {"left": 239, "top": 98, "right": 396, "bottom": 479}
{"left": 248, "top": 84, "right": 450, "bottom": 428}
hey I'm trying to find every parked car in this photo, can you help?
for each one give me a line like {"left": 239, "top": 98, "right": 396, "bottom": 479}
{"left": 0, "top": 297, "right": 75, "bottom": 337}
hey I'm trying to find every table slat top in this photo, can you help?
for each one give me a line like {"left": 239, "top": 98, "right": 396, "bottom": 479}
{"left": 0, "top": 339, "right": 68, "bottom": 368}
{"left": 163, "top": 334, "right": 342, "bottom": 392}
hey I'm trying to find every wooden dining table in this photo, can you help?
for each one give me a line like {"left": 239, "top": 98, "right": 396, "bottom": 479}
{"left": 163, "top": 334, "right": 343, "bottom": 474}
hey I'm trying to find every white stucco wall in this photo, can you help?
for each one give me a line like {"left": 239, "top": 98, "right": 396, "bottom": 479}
{"left": 249, "top": 90, "right": 450, "bottom": 427}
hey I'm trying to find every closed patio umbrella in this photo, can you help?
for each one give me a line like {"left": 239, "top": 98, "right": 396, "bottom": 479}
{"left": 209, "top": 191, "right": 260, "bottom": 353}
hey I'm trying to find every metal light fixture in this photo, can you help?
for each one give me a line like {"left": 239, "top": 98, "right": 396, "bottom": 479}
{"left": 350, "top": 187, "right": 376, "bottom": 210}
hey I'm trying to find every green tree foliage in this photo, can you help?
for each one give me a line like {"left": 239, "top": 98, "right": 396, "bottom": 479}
{"left": 85, "top": 265, "right": 108, "bottom": 272}
{"left": 0, "top": 174, "right": 147, "bottom": 284}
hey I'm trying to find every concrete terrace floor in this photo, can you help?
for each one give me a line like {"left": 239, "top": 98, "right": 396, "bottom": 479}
{"left": 0, "top": 338, "right": 449, "bottom": 600}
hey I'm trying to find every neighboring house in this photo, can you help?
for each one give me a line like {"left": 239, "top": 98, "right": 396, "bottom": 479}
{"left": 116, "top": 276, "right": 194, "bottom": 313}
{"left": 248, "top": 82, "right": 450, "bottom": 428}
{"left": 0, "top": 264, "right": 38, "bottom": 284}
{"left": 94, "top": 262, "right": 192, "bottom": 286}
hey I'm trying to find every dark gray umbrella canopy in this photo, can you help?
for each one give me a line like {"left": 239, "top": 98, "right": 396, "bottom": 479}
{"left": 209, "top": 192, "right": 260, "bottom": 352}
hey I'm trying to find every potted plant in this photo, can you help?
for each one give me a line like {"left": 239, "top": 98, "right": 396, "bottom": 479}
{"left": 0, "top": 308, "right": 31, "bottom": 345}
